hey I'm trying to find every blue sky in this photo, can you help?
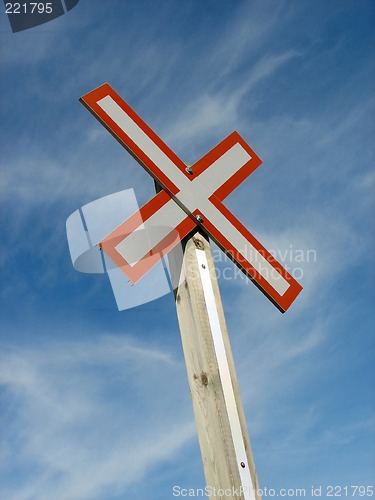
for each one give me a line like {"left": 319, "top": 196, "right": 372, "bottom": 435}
{"left": 0, "top": 1, "right": 374, "bottom": 499}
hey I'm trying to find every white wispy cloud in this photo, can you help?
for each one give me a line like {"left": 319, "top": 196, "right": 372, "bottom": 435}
{"left": 163, "top": 50, "right": 301, "bottom": 155}
{"left": 0, "top": 334, "right": 195, "bottom": 500}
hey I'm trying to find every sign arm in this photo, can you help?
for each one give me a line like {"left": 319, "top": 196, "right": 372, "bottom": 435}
{"left": 80, "top": 83, "right": 302, "bottom": 312}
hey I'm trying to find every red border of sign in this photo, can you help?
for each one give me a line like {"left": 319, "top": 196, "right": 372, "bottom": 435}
{"left": 100, "top": 190, "right": 196, "bottom": 283}
{"left": 81, "top": 83, "right": 189, "bottom": 198}
{"left": 191, "top": 131, "right": 262, "bottom": 201}
{"left": 81, "top": 83, "right": 302, "bottom": 312}
{"left": 191, "top": 204, "right": 302, "bottom": 312}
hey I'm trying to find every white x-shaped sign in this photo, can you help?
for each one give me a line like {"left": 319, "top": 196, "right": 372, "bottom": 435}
{"left": 81, "top": 84, "right": 302, "bottom": 312}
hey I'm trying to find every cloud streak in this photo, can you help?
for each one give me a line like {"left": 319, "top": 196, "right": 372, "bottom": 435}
{"left": 0, "top": 335, "right": 195, "bottom": 500}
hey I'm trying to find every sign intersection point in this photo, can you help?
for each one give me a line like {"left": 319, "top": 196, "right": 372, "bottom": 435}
{"left": 80, "top": 83, "right": 302, "bottom": 312}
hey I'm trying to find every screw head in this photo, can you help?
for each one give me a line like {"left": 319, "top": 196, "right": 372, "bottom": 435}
{"left": 240, "top": 461, "right": 246, "bottom": 468}
{"left": 193, "top": 238, "right": 205, "bottom": 250}
{"left": 196, "top": 215, "right": 204, "bottom": 223}
{"left": 185, "top": 166, "right": 193, "bottom": 175}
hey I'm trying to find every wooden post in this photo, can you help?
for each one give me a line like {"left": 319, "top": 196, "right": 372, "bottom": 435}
{"left": 169, "top": 230, "right": 262, "bottom": 500}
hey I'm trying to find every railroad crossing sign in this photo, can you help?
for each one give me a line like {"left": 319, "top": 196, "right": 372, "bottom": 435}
{"left": 81, "top": 83, "right": 302, "bottom": 312}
